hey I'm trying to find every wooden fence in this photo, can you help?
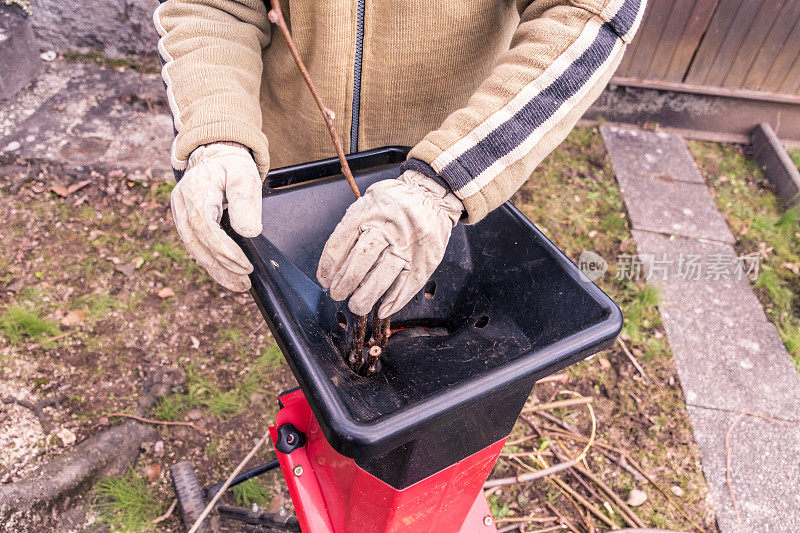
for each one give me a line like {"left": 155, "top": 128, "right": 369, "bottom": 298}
{"left": 613, "top": 0, "right": 800, "bottom": 102}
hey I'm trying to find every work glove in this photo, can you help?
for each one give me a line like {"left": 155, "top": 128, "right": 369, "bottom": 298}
{"left": 170, "top": 142, "right": 263, "bottom": 292}
{"left": 317, "top": 170, "right": 463, "bottom": 318}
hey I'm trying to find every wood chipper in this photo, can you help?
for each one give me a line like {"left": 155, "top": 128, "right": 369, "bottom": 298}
{"left": 169, "top": 146, "right": 622, "bottom": 532}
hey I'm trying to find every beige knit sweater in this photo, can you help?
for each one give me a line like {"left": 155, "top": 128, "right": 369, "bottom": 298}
{"left": 154, "top": 0, "right": 645, "bottom": 223}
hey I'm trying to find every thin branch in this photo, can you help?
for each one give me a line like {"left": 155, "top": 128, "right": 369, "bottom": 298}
{"left": 495, "top": 516, "right": 559, "bottom": 524}
{"left": 27, "top": 330, "right": 75, "bottom": 350}
{"left": 571, "top": 460, "right": 644, "bottom": 528}
{"left": 548, "top": 473, "right": 617, "bottom": 529}
{"left": 266, "top": 0, "right": 359, "bottom": 200}
{"left": 534, "top": 411, "right": 581, "bottom": 435}
{"left": 152, "top": 498, "right": 178, "bottom": 524}
{"left": 487, "top": 392, "right": 596, "bottom": 489}
{"left": 265, "top": 0, "right": 372, "bottom": 366}
{"left": 544, "top": 500, "right": 581, "bottom": 533}
{"left": 512, "top": 455, "right": 595, "bottom": 531}
{"left": 2, "top": 396, "right": 55, "bottom": 433}
{"left": 483, "top": 459, "right": 580, "bottom": 488}
{"left": 540, "top": 428, "right": 707, "bottom": 533}
{"left": 506, "top": 434, "right": 539, "bottom": 447}
{"left": 187, "top": 426, "right": 271, "bottom": 533}
{"left": 535, "top": 373, "right": 569, "bottom": 385}
{"left": 248, "top": 322, "right": 265, "bottom": 337}
{"left": 616, "top": 337, "right": 651, "bottom": 385}
{"left": 524, "top": 525, "right": 571, "bottom": 533}
{"left": 724, "top": 411, "right": 793, "bottom": 533}
{"left": 522, "top": 397, "right": 593, "bottom": 414}
{"left": 106, "top": 413, "right": 210, "bottom": 435}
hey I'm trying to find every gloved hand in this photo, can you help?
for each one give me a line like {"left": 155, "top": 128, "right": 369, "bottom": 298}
{"left": 317, "top": 170, "right": 463, "bottom": 318}
{"left": 171, "top": 142, "right": 263, "bottom": 292}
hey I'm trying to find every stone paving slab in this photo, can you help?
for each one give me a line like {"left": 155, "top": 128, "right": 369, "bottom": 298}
{"left": 0, "top": 61, "right": 172, "bottom": 176}
{"left": 601, "top": 124, "right": 734, "bottom": 244}
{"left": 615, "top": 173, "right": 735, "bottom": 243}
{"left": 688, "top": 405, "right": 800, "bottom": 533}
{"left": 632, "top": 230, "right": 800, "bottom": 419}
{"left": 600, "top": 125, "right": 704, "bottom": 184}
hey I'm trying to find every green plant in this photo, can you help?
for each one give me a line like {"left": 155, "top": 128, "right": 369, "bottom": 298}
{"left": 153, "top": 394, "right": 187, "bottom": 422}
{"left": 217, "top": 326, "right": 244, "bottom": 347}
{"left": 93, "top": 471, "right": 165, "bottom": 532}
{"left": 231, "top": 478, "right": 272, "bottom": 508}
{"left": 208, "top": 389, "right": 241, "bottom": 417}
{"left": 486, "top": 494, "right": 513, "bottom": 521}
{"left": 152, "top": 241, "right": 189, "bottom": 265}
{"left": 151, "top": 240, "right": 205, "bottom": 280}
{"left": 153, "top": 182, "right": 176, "bottom": 203}
{"left": 789, "top": 148, "right": 800, "bottom": 172}
{"left": 151, "top": 363, "right": 261, "bottom": 420}
{"left": 0, "top": 305, "right": 60, "bottom": 345}
{"left": 256, "top": 344, "right": 285, "bottom": 372}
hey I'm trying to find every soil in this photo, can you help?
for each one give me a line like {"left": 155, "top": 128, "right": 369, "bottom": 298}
{"left": 0, "top": 128, "right": 716, "bottom": 532}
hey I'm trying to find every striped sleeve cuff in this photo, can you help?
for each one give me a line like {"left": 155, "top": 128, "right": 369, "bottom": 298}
{"left": 400, "top": 158, "right": 453, "bottom": 192}
{"left": 410, "top": 0, "right": 645, "bottom": 223}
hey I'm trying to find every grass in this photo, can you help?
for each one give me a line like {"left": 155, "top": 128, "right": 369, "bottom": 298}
{"left": 502, "top": 126, "right": 713, "bottom": 530}
{"left": 486, "top": 494, "right": 513, "bottom": 522}
{"left": 256, "top": 344, "right": 285, "bottom": 371}
{"left": 93, "top": 471, "right": 165, "bottom": 532}
{"left": 516, "top": 127, "right": 667, "bottom": 355}
{"left": 0, "top": 304, "right": 60, "bottom": 346}
{"left": 789, "top": 148, "right": 800, "bottom": 172}
{"left": 151, "top": 346, "right": 284, "bottom": 421}
{"left": 151, "top": 240, "right": 206, "bottom": 280}
{"left": 74, "top": 293, "right": 126, "bottom": 320}
{"left": 152, "top": 241, "right": 188, "bottom": 265}
{"left": 152, "top": 182, "right": 175, "bottom": 203}
{"left": 231, "top": 478, "right": 272, "bottom": 508}
{"left": 689, "top": 142, "right": 800, "bottom": 366}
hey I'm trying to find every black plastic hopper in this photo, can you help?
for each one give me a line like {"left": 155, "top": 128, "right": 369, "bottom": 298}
{"left": 222, "top": 146, "right": 622, "bottom": 489}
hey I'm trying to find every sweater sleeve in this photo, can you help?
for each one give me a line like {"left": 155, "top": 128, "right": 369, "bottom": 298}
{"left": 407, "top": 0, "right": 646, "bottom": 224}
{"left": 153, "top": 0, "right": 271, "bottom": 178}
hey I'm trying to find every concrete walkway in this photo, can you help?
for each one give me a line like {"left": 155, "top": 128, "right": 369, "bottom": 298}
{"left": 602, "top": 125, "right": 800, "bottom": 532}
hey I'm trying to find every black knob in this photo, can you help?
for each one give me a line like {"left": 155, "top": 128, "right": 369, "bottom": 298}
{"left": 275, "top": 423, "right": 306, "bottom": 454}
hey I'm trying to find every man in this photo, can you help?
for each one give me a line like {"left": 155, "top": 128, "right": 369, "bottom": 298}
{"left": 155, "top": 0, "right": 645, "bottom": 319}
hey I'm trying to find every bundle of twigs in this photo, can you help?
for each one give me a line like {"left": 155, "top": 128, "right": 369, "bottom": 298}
{"left": 482, "top": 391, "right": 707, "bottom": 533}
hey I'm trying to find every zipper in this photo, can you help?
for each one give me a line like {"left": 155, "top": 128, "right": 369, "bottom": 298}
{"left": 350, "top": 0, "right": 365, "bottom": 153}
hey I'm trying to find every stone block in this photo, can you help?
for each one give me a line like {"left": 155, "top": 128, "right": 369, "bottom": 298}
{"left": 687, "top": 405, "right": 800, "bottom": 533}
{"left": 633, "top": 230, "right": 800, "bottom": 419}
